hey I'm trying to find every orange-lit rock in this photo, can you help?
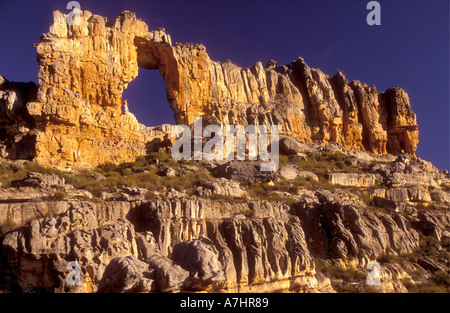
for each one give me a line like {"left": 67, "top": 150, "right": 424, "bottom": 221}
{"left": 0, "top": 10, "right": 419, "bottom": 168}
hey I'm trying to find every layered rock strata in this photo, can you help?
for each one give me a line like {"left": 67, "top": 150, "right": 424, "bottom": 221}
{"left": 1, "top": 151, "right": 448, "bottom": 293}
{"left": 1, "top": 191, "right": 448, "bottom": 293}
{"left": 0, "top": 10, "right": 419, "bottom": 168}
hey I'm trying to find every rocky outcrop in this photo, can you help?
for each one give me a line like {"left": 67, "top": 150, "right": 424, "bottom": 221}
{"left": 0, "top": 9, "right": 419, "bottom": 168}
{"left": 279, "top": 165, "right": 318, "bottom": 181}
{"left": 2, "top": 191, "right": 448, "bottom": 293}
{"left": 0, "top": 146, "right": 449, "bottom": 293}
{"left": 0, "top": 199, "right": 312, "bottom": 292}
{"left": 327, "top": 173, "right": 382, "bottom": 187}
{"left": 26, "top": 11, "right": 157, "bottom": 168}
{"left": 0, "top": 76, "right": 38, "bottom": 160}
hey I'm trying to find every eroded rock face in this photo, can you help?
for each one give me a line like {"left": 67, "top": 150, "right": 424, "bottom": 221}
{"left": 0, "top": 199, "right": 315, "bottom": 293}
{"left": 0, "top": 153, "right": 448, "bottom": 293}
{"left": 0, "top": 9, "right": 419, "bottom": 168}
{"left": 0, "top": 76, "right": 38, "bottom": 160}
{"left": 27, "top": 11, "right": 154, "bottom": 168}
{"left": 3, "top": 194, "right": 448, "bottom": 293}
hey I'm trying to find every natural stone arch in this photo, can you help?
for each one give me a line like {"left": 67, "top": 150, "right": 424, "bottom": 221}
{"left": 0, "top": 9, "right": 419, "bottom": 169}
{"left": 133, "top": 31, "right": 182, "bottom": 123}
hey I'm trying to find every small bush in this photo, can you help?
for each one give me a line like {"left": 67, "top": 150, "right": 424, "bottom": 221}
{"left": 403, "top": 278, "right": 449, "bottom": 293}
{"left": 97, "top": 162, "right": 121, "bottom": 175}
{"left": 432, "top": 271, "right": 450, "bottom": 286}
{"left": 147, "top": 151, "right": 179, "bottom": 168}
{"left": 316, "top": 151, "right": 347, "bottom": 163}
{"left": 121, "top": 168, "right": 133, "bottom": 176}
{"left": 0, "top": 163, "right": 26, "bottom": 187}
{"left": 52, "top": 191, "right": 67, "bottom": 201}
{"left": 0, "top": 218, "right": 20, "bottom": 236}
{"left": 240, "top": 209, "right": 256, "bottom": 219}
{"left": 376, "top": 253, "right": 402, "bottom": 264}
{"left": 278, "top": 154, "right": 290, "bottom": 168}
{"left": 90, "top": 186, "right": 104, "bottom": 198}
{"left": 24, "top": 162, "right": 47, "bottom": 173}
{"left": 144, "top": 191, "right": 157, "bottom": 200}
{"left": 315, "top": 259, "right": 370, "bottom": 293}
{"left": 209, "top": 193, "right": 237, "bottom": 203}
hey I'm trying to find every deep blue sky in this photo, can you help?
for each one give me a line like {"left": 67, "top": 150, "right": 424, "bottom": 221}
{"left": 0, "top": 0, "right": 448, "bottom": 170}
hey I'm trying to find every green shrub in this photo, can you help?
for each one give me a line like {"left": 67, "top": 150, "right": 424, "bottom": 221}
{"left": 52, "top": 191, "right": 67, "bottom": 201}
{"left": 121, "top": 168, "right": 133, "bottom": 176}
{"left": 240, "top": 208, "right": 255, "bottom": 219}
{"left": 209, "top": 193, "right": 236, "bottom": 202}
{"left": 147, "top": 151, "right": 179, "bottom": 168}
{"left": 278, "top": 154, "right": 290, "bottom": 168}
{"left": 0, "top": 218, "right": 20, "bottom": 236}
{"left": 144, "top": 191, "right": 157, "bottom": 200}
{"left": 0, "top": 161, "right": 66, "bottom": 187}
{"left": 90, "top": 186, "right": 104, "bottom": 198}
{"left": 316, "top": 151, "right": 347, "bottom": 162}
{"left": 315, "top": 259, "right": 367, "bottom": 293}
{"left": 97, "top": 162, "right": 121, "bottom": 175}
{"left": 0, "top": 163, "right": 26, "bottom": 187}
{"left": 316, "top": 259, "right": 366, "bottom": 282}
{"left": 402, "top": 279, "right": 449, "bottom": 293}
{"left": 376, "top": 253, "right": 402, "bottom": 264}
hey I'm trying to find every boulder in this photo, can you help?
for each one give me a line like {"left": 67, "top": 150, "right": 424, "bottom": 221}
{"left": 213, "top": 160, "right": 277, "bottom": 182}
{"left": 136, "top": 231, "right": 159, "bottom": 260}
{"left": 370, "top": 188, "right": 386, "bottom": 199}
{"left": 413, "top": 212, "right": 443, "bottom": 240}
{"left": 389, "top": 172, "right": 438, "bottom": 188}
{"left": 91, "top": 173, "right": 106, "bottom": 181}
{"left": 385, "top": 188, "right": 409, "bottom": 202}
{"left": 122, "top": 187, "right": 148, "bottom": 196}
{"left": 157, "top": 167, "right": 177, "bottom": 177}
{"left": 278, "top": 164, "right": 318, "bottom": 181}
{"left": 279, "top": 164, "right": 299, "bottom": 180}
{"left": 171, "top": 237, "right": 225, "bottom": 289}
{"left": 279, "top": 137, "right": 316, "bottom": 156}
{"left": 369, "top": 163, "right": 390, "bottom": 176}
{"left": 407, "top": 187, "right": 432, "bottom": 203}
{"left": 98, "top": 256, "right": 154, "bottom": 293}
{"left": 373, "top": 196, "right": 406, "bottom": 213}
{"left": 10, "top": 172, "right": 65, "bottom": 189}
{"left": 205, "top": 178, "right": 245, "bottom": 197}
{"left": 147, "top": 254, "right": 189, "bottom": 291}
{"left": 390, "top": 161, "right": 406, "bottom": 173}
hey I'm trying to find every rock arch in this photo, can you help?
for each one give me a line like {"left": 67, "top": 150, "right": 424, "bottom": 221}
{"left": 0, "top": 10, "right": 419, "bottom": 168}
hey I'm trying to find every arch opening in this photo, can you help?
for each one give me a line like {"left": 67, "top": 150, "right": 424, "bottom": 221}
{"left": 122, "top": 68, "right": 175, "bottom": 127}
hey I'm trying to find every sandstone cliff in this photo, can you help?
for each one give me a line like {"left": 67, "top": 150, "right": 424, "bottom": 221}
{"left": 0, "top": 10, "right": 418, "bottom": 168}
{"left": 0, "top": 144, "right": 449, "bottom": 293}
{"left": 0, "top": 10, "right": 443, "bottom": 294}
